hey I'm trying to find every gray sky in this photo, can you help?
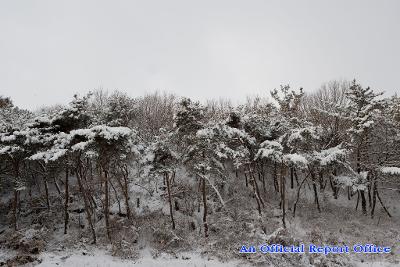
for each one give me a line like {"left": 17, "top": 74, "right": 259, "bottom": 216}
{"left": 1, "top": 0, "right": 399, "bottom": 110}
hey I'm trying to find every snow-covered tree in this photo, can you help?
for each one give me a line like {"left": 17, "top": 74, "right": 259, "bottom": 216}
{"left": 143, "top": 129, "right": 179, "bottom": 229}
{"left": 191, "top": 122, "right": 256, "bottom": 236}
{"left": 0, "top": 124, "right": 32, "bottom": 230}
{"left": 345, "top": 80, "right": 383, "bottom": 215}
{"left": 70, "top": 125, "right": 137, "bottom": 241}
{"left": 271, "top": 84, "right": 304, "bottom": 118}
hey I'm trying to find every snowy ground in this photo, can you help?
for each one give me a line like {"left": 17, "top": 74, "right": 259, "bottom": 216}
{"left": 353, "top": 262, "right": 397, "bottom": 267}
{"left": 4, "top": 248, "right": 396, "bottom": 267}
{"left": 1, "top": 173, "right": 399, "bottom": 266}
{"left": 33, "top": 249, "right": 250, "bottom": 267}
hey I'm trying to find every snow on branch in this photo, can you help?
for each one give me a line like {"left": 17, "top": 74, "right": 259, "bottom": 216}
{"left": 313, "top": 145, "right": 347, "bottom": 166}
{"left": 255, "top": 140, "right": 283, "bottom": 161}
{"left": 283, "top": 153, "right": 308, "bottom": 167}
{"left": 380, "top": 167, "right": 400, "bottom": 175}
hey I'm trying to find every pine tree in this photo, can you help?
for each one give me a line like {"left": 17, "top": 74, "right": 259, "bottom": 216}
{"left": 144, "top": 129, "right": 178, "bottom": 229}
{"left": 346, "top": 80, "right": 383, "bottom": 215}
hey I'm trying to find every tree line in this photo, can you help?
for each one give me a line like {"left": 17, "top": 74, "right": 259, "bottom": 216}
{"left": 0, "top": 80, "right": 399, "bottom": 243}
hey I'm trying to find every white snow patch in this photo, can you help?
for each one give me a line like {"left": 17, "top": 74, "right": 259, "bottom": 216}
{"left": 380, "top": 167, "right": 400, "bottom": 175}
{"left": 36, "top": 249, "right": 249, "bottom": 267}
{"left": 283, "top": 153, "right": 308, "bottom": 167}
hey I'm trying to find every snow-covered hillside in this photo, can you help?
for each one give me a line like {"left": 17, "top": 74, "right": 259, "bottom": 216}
{"left": 1, "top": 83, "right": 399, "bottom": 266}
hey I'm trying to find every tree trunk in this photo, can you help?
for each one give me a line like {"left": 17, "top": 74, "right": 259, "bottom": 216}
{"left": 313, "top": 183, "right": 321, "bottom": 212}
{"left": 261, "top": 170, "right": 266, "bottom": 193}
{"left": 171, "top": 171, "right": 176, "bottom": 185}
{"left": 123, "top": 172, "right": 132, "bottom": 220}
{"left": 43, "top": 177, "right": 50, "bottom": 210}
{"left": 273, "top": 162, "right": 279, "bottom": 192}
{"left": 76, "top": 163, "right": 96, "bottom": 244}
{"left": 13, "top": 190, "right": 18, "bottom": 231}
{"left": 347, "top": 186, "right": 351, "bottom": 200}
{"left": 293, "top": 169, "right": 299, "bottom": 186}
{"left": 311, "top": 170, "right": 321, "bottom": 212}
{"left": 280, "top": 164, "right": 286, "bottom": 228}
{"left": 370, "top": 175, "right": 377, "bottom": 218}
{"left": 249, "top": 166, "right": 264, "bottom": 207}
{"left": 330, "top": 170, "right": 339, "bottom": 199}
{"left": 355, "top": 190, "right": 360, "bottom": 210}
{"left": 360, "top": 190, "right": 367, "bottom": 215}
{"left": 248, "top": 165, "right": 263, "bottom": 216}
{"left": 104, "top": 169, "right": 111, "bottom": 241}
{"left": 356, "top": 147, "right": 367, "bottom": 215}
{"left": 319, "top": 171, "right": 324, "bottom": 190}
{"left": 251, "top": 176, "right": 262, "bottom": 216}
{"left": 202, "top": 176, "right": 208, "bottom": 237}
{"left": 293, "top": 173, "right": 309, "bottom": 217}
{"left": 115, "top": 165, "right": 132, "bottom": 220}
{"left": 110, "top": 179, "right": 121, "bottom": 214}
{"left": 367, "top": 175, "right": 372, "bottom": 208}
{"left": 32, "top": 173, "right": 41, "bottom": 194}
{"left": 166, "top": 172, "right": 176, "bottom": 229}
{"left": 53, "top": 177, "right": 61, "bottom": 195}
{"left": 12, "top": 162, "right": 20, "bottom": 231}
{"left": 64, "top": 166, "right": 69, "bottom": 234}
{"left": 197, "top": 177, "right": 201, "bottom": 213}
{"left": 290, "top": 167, "right": 294, "bottom": 189}
{"left": 376, "top": 190, "right": 392, "bottom": 218}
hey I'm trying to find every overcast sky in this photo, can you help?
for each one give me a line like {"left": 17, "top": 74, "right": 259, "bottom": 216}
{"left": 1, "top": 0, "right": 399, "bottom": 110}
